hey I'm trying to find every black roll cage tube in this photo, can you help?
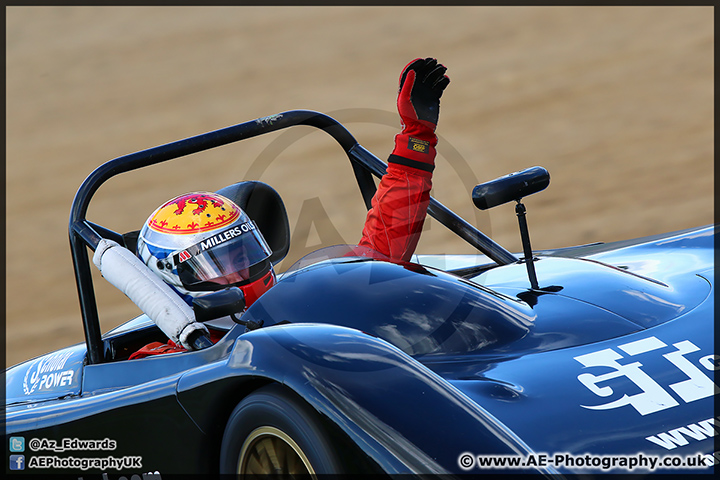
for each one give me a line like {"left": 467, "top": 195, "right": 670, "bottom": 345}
{"left": 69, "top": 110, "right": 518, "bottom": 364}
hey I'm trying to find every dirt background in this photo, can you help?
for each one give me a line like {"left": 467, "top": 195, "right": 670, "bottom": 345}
{"left": 6, "top": 6, "right": 713, "bottom": 367}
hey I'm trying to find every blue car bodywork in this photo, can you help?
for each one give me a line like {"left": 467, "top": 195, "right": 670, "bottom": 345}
{"left": 4, "top": 111, "right": 715, "bottom": 477}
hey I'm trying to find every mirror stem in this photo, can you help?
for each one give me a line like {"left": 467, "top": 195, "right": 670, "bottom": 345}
{"left": 515, "top": 200, "right": 539, "bottom": 290}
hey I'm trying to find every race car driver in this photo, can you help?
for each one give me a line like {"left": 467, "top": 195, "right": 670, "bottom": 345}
{"left": 130, "top": 57, "right": 450, "bottom": 359}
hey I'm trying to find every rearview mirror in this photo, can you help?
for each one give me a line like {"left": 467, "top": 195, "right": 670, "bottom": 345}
{"left": 472, "top": 166, "right": 550, "bottom": 210}
{"left": 192, "top": 287, "right": 246, "bottom": 323}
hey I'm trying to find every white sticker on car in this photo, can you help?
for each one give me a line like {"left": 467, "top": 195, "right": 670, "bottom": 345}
{"left": 574, "top": 336, "right": 717, "bottom": 416}
{"left": 22, "top": 351, "right": 77, "bottom": 395}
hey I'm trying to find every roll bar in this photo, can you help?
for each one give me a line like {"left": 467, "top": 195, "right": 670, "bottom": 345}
{"left": 69, "top": 110, "right": 517, "bottom": 364}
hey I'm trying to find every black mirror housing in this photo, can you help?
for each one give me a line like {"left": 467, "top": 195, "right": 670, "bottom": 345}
{"left": 472, "top": 166, "right": 550, "bottom": 210}
{"left": 192, "top": 287, "right": 246, "bottom": 323}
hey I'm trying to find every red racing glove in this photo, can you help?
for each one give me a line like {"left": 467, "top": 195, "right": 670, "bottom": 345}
{"left": 128, "top": 329, "right": 225, "bottom": 359}
{"left": 390, "top": 57, "right": 450, "bottom": 173}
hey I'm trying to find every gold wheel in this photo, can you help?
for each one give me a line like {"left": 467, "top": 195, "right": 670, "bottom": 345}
{"left": 238, "top": 426, "right": 316, "bottom": 476}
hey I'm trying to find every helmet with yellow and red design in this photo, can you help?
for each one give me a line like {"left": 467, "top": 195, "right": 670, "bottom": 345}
{"left": 136, "top": 192, "right": 276, "bottom": 306}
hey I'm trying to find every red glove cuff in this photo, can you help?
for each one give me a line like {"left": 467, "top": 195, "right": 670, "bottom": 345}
{"left": 390, "top": 130, "right": 437, "bottom": 176}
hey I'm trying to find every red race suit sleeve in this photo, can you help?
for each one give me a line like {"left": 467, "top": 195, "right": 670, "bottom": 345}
{"left": 357, "top": 161, "right": 433, "bottom": 263}
{"left": 358, "top": 58, "right": 449, "bottom": 262}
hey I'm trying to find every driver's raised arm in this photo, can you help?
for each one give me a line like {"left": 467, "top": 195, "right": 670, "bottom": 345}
{"left": 358, "top": 58, "right": 450, "bottom": 262}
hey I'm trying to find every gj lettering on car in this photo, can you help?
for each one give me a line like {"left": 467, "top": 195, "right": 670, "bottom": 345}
{"left": 574, "top": 336, "right": 716, "bottom": 416}
{"left": 574, "top": 336, "right": 718, "bottom": 454}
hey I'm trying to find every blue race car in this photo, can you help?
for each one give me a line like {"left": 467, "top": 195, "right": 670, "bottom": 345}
{"left": 5, "top": 111, "right": 715, "bottom": 477}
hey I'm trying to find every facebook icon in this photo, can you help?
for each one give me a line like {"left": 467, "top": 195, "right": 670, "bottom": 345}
{"left": 9, "top": 454, "right": 25, "bottom": 470}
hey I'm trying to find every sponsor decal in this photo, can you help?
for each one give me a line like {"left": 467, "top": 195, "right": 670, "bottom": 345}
{"left": 645, "top": 416, "right": 719, "bottom": 450}
{"left": 574, "top": 337, "right": 717, "bottom": 416}
{"left": 23, "top": 351, "right": 77, "bottom": 395}
{"left": 408, "top": 136, "right": 429, "bottom": 154}
{"left": 255, "top": 113, "right": 284, "bottom": 126}
{"left": 200, "top": 222, "right": 255, "bottom": 251}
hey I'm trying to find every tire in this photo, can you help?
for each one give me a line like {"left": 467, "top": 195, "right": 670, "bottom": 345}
{"left": 219, "top": 384, "right": 342, "bottom": 475}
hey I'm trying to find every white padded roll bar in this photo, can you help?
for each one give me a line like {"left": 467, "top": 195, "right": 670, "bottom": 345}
{"left": 92, "top": 239, "right": 208, "bottom": 350}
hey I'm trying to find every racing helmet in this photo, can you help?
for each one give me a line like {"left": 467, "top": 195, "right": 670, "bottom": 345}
{"left": 137, "top": 192, "right": 276, "bottom": 306}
